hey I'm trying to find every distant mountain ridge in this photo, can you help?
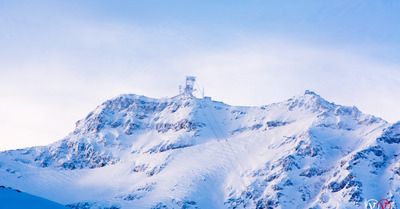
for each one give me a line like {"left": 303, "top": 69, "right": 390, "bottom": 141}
{"left": 1, "top": 90, "right": 399, "bottom": 209}
{"left": 0, "top": 186, "right": 67, "bottom": 209}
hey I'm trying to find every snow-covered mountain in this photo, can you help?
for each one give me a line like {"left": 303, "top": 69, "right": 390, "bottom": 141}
{"left": 1, "top": 90, "right": 399, "bottom": 209}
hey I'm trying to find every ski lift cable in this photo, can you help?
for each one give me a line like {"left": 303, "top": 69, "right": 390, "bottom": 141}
{"left": 205, "top": 100, "right": 253, "bottom": 185}
{"left": 201, "top": 99, "right": 258, "bottom": 208}
{"left": 195, "top": 82, "right": 252, "bottom": 183}
{"left": 195, "top": 82, "right": 256, "bottom": 207}
{"left": 195, "top": 83, "right": 242, "bottom": 175}
{"left": 201, "top": 103, "right": 244, "bottom": 176}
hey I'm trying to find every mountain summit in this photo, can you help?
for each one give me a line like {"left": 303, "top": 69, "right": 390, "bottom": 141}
{"left": 1, "top": 90, "right": 399, "bottom": 209}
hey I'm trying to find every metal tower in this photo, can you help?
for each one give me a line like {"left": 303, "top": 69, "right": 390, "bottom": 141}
{"left": 183, "top": 76, "right": 196, "bottom": 97}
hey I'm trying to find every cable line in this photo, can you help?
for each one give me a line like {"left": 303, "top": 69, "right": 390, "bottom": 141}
{"left": 195, "top": 82, "right": 257, "bottom": 208}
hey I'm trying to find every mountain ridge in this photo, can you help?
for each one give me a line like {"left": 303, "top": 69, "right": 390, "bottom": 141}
{"left": 0, "top": 186, "right": 68, "bottom": 209}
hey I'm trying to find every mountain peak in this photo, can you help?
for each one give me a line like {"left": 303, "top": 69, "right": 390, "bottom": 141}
{"left": 304, "top": 89, "right": 318, "bottom": 96}
{"left": 278, "top": 90, "right": 335, "bottom": 114}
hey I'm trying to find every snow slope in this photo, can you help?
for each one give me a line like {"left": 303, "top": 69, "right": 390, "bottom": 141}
{"left": 0, "top": 186, "right": 67, "bottom": 209}
{"left": 0, "top": 91, "right": 399, "bottom": 208}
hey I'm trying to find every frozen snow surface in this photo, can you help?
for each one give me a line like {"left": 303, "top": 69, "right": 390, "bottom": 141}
{"left": 1, "top": 91, "right": 399, "bottom": 209}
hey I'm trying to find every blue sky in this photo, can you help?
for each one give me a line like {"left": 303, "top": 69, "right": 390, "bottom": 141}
{"left": 1, "top": 0, "right": 400, "bottom": 150}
